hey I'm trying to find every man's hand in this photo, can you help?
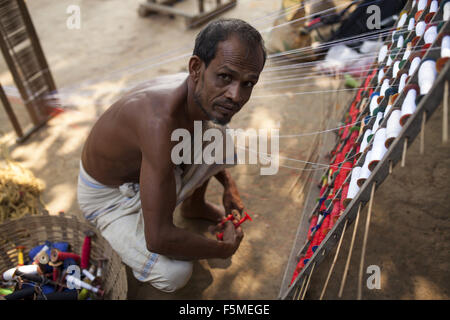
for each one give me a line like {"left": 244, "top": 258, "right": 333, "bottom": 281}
{"left": 221, "top": 219, "right": 244, "bottom": 258}
{"left": 223, "top": 188, "right": 244, "bottom": 216}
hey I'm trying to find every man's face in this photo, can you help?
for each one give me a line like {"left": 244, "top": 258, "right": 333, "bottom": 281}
{"left": 193, "top": 35, "right": 265, "bottom": 125}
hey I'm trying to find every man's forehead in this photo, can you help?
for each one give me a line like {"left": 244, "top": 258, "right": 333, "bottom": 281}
{"left": 209, "top": 37, "right": 264, "bottom": 74}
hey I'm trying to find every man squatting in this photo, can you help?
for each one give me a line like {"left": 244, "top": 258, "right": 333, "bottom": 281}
{"left": 77, "top": 19, "right": 266, "bottom": 292}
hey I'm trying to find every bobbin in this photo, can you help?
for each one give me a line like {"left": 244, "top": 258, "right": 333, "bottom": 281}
{"left": 368, "top": 128, "right": 388, "bottom": 171}
{"left": 445, "top": 1, "right": 450, "bottom": 21}
{"left": 344, "top": 166, "right": 362, "bottom": 208}
{"left": 357, "top": 150, "right": 373, "bottom": 187}
{"left": 400, "top": 84, "right": 420, "bottom": 126}
{"left": 424, "top": 24, "right": 438, "bottom": 44}
{"left": 385, "top": 109, "right": 403, "bottom": 148}
{"left": 369, "top": 92, "right": 380, "bottom": 115}
{"left": 418, "top": 59, "right": 437, "bottom": 95}
{"left": 358, "top": 128, "right": 372, "bottom": 156}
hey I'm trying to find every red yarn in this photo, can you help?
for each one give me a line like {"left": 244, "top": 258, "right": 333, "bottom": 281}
{"left": 81, "top": 235, "right": 92, "bottom": 270}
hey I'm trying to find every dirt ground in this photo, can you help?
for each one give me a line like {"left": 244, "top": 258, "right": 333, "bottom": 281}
{"left": 0, "top": 0, "right": 448, "bottom": 300}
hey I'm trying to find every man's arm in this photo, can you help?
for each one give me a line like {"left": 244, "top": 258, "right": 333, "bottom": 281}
{"left": 214, "top": 169, "right": 244, "bottom": 215}
{"left": 138, "top": 121, "right": 242, "bottom": 261}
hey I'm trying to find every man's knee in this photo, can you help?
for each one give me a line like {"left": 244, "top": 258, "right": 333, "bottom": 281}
{"left": 148, "top": 258, "right": 194, "bottom": 293}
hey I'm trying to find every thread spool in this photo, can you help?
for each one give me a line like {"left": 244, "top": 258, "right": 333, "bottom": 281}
{"left": 398, "top": 72, "right": 408, "bottom": 93}
{"left": 376, "top": 108, "right": 386, "bottom": 131}
{"left": 380, "top": 79, "right": 390, "bottom": 97}
{"left": 359, "top": 129, "right": 372, "bottom": 155}
{"left": 50, "top": 249, "right": 81, "bottom": 264}
{"left": 66, "top": 275, "right": 104, "bottom": 296}
{"left": 81, "top": 231, "right": 95, "bottom": 270}
{"left": 369, "top": 93, "right": 380, "bottom": 115}
{"left": 31, "top": 245, "right": 49, "bottom": 262}
{"left": 403, "top": 42, "right": 412, "bottom": 61}
{"left": 429, "top": 0, "right": 438, "bottom": 13}
{"left": 417, "top": 0, "right": 428, "bottom": 11}
{"left": 400, "top": 85, "right": 419, "bottom": 126}
{"left": 442, "top": 35, "right": 450, "bottom": 58}
{"left": 397, "top": 11, "right": 408, "bottom": 29}
{"left": 16, "top": 246, "right": 25, "bottom": 266}
{"left": 397, "top": 35, "right": 404, "bottom": 49}
{"left": 357, "top": 150, "right": 373, "bottom": 187}
{"left": 385, "top": 109, "right": 403, "bottom": 148}
{"left": 368, "top": 128, "right": 388, "bottom": 171}
{"left": 408, "top": 17, "right": 415, "bottom": 31}
{"left": 378, "top": 45, "right": 388, "bottom": 64}
{"left": 344, "top": 166, "right": 362, "bottom": 208}
{"left": 445, "top": 1, "right": 450, "bottom": 21}
{"left": 36, "top": 251, "right": 49, "bottom": 265}
{"left": 2, "top": 264, "right": 40, "bottom": 281}
{"left": 328, "top": 198, "right": 341, "bottom": 230}
{"left": 377, "top": 67, "right": 385, "bottom": 84}
{"left": 418, "top": 59, "right": 437, "bottom": 95}
{"left": 307, "top": 215, "right": 319, "bottom": 241}
{"left": 82, "top": 269, "right": 96, "bottom": 282}
{"left": 416, "top": 20, "right": 426, "bottom": 38}
{"left": 424, "top": 25, "right": 438, "bottom": 44}
{"left": 386, "top": 55, "right": 393, "bottom": 67}
{"left": 409, "top": 56, "right": 422, "bottom": 76}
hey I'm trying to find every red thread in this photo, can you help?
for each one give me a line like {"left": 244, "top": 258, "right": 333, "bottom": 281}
{"left": 81, "top": 236, "right": 92, "bottom": 270}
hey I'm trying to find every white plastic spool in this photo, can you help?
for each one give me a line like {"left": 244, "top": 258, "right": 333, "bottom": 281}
{"left": 424, "top": 25, "right": 438, "bottom": 44}
{"left": 418, "top": 59, "right": 437, "bottom": 95}
{"left": 386, "top": 109, "right": 403, "bottom": 148}
{"left": 357, "top": 150, "right": 373, "bottom": 187}
{"left": 408, "top": 17, "right": 415, "bottom": 31}
{"left": 369, "top": 128, "right": 388, "bottom": 171}
{"left": 416, "top": 21, "right": 426, "bottom": 37}
{"left": 400, "top": 88, "right": 418, "bottom": 126}
{"left": 346, "top": 166, "right": 362, "bottom": 204}
{"left": 359, "top": 129, "right": 372, "bottom": 155}
{"left": 378, "top": 45, "right": 388, "bottom": 64}
{"left": 409, "top": 56, "right": 422, "bottom": 76}
{"left": 398, "top": 72, "right": 408, "bottom": 93}
{"left": 442, "top": 35, "right": 450, "bottom": 58}
{"left": 445, "top": 2, "right": 450, "bottom": 21}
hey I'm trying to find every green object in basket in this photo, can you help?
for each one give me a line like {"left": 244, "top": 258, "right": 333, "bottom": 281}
{"left": 0, "top": 287, "right": 14, "bottom": 296}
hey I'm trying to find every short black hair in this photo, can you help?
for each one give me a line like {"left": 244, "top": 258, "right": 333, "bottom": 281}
{"left": 193, "top": 18, "right": 266, "bottom": 68}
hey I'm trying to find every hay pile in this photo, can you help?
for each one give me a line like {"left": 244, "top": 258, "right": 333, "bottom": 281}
{"left": 0, "top": 145, "right": 45, "bottom": 223}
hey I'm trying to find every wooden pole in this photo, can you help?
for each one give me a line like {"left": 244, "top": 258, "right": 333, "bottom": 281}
{"left": 444, "top": 80, "right": 448, "bottom": 143}
{"left": 357, "top": 183, "right": 376, "bottom": 300}
{"left": 319, "top": 219, "right": 348, "bottom": 300}
{"left": 301, "top": 262, "right": 316, "bottom": 300}
{"left": 401, "top": 138, "right": 408, "bottom": 168}
{"left": 338, "top": 203, "right": 361, "bottom": 298}
{"left": 420, "top": 112, "right": 426, "bottom": 155}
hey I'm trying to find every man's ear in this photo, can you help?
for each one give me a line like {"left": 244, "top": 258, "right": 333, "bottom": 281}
{"left": 188, "top": 56, "right": 203, "bottom": 83}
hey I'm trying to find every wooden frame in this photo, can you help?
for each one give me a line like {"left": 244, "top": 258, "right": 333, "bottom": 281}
{"left": 138, "top": 0, "right": 237, "bottom": 29}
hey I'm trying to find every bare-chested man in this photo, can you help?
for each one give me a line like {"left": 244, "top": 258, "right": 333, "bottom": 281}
{"left": 77, "top": 19, "right": 266, "bottom": 293}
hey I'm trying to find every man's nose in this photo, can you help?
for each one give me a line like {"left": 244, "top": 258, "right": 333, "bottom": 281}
{"left": 225, "top": 82, "right": 241, "bottom": 104}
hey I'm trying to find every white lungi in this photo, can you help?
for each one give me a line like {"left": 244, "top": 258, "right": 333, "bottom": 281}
{"left": 77, "top": 121, "right": 236, "bottom": 293}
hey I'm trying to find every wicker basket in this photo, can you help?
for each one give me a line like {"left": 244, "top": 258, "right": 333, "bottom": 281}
{"left": 0, "top": 211, "right": 127, "bottom": 300}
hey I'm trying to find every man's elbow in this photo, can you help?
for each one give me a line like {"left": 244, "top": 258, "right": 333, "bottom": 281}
{"left": 145, "top": 231, "right": 170, "bottom": 255}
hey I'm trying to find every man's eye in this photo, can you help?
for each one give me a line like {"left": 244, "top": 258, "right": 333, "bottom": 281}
{"left": 244, "top": 82, "right": 255, "bottom": 88}
{"left": 219, "top": 74, "right": 231, "bottom": 82}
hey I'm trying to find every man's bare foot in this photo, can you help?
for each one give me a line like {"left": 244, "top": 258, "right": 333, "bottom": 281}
{"left": 181, "top": 200, "right": 226, "bottom": 223}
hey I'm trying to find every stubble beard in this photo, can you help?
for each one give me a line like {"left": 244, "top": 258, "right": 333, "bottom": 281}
{"left": 193, "top": 89, "right": 230, "bottom": 126}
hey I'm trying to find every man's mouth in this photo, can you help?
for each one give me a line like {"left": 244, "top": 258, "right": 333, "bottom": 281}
{"left": 215, "top": 104, "right": 237, "bottom": 116}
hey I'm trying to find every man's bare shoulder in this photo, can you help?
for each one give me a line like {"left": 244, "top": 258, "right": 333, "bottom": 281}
{"left": 117, "top": 73, "right": 189, "bottom": 150}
